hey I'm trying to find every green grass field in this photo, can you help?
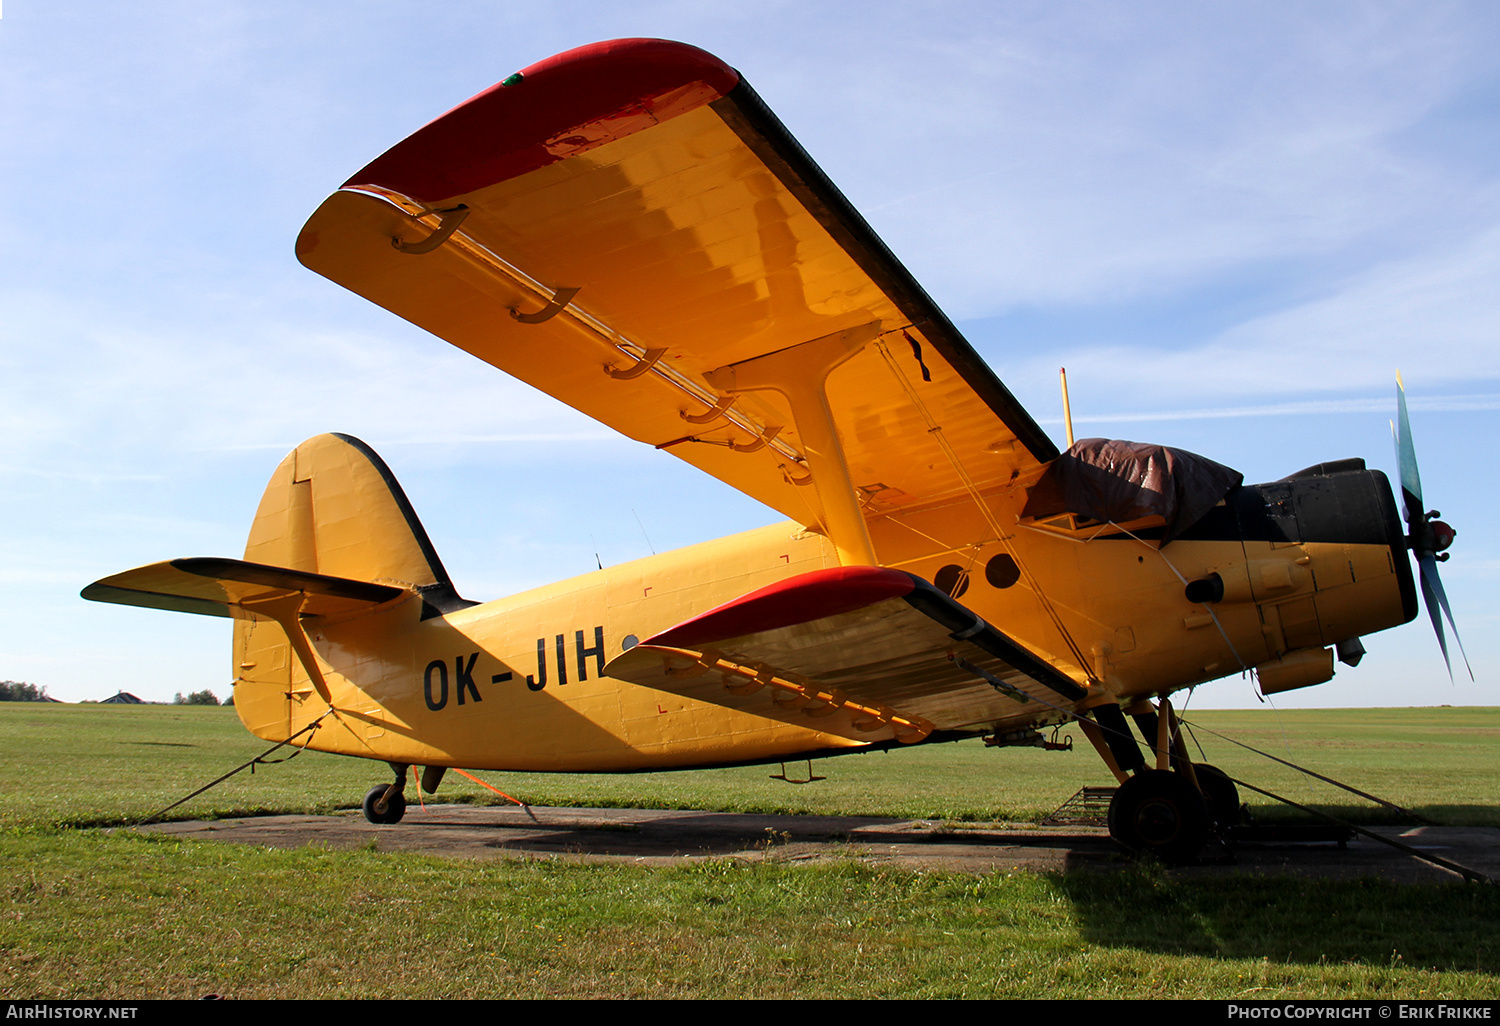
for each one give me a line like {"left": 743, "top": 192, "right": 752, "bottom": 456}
{"left": 2, "top": 703, "right": 1496, "bottom": 828}
{"left": 1, "top": 703, "right": 1497, "bottom": 998}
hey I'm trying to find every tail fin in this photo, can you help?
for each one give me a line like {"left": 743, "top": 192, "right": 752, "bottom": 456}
{"left": 244, "top": 433, "right": 472, "bottom": 617}
{"left": 83, "top": 433, "right": 472, "bottom": 744}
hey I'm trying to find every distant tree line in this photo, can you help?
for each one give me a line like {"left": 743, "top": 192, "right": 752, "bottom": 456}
{"left": 0, "top": 680, "right": 50, "bottom": 702}
{"left": 0, "top": 681, "right": 234, "bottom": 704}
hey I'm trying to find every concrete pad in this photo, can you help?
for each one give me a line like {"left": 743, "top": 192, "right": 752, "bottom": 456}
{"left": 134, "top": 805, "right": 1500, "bottom": 882}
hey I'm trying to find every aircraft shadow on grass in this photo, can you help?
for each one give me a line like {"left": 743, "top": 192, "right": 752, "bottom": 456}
{"left": 399, "top": 807, "right": 1499, "bottom": 970}
{"left": 1054, "top": 871, "right": 1500, "bottom": 971}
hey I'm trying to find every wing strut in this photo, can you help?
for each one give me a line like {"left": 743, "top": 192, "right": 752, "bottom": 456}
{"left": 705, "top": 322, "right": 882, "bottom": 566}
{"left": 238, "top": 593, "right": 335, "bottom": 705}
{"left": 872, "top": 336, "right": 1100, "bottom": 680}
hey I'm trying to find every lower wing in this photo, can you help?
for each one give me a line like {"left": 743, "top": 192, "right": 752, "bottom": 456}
{"left": 605, "top": 566, "right": 1086, "bottom": 744}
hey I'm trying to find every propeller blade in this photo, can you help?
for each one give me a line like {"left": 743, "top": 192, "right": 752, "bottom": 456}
{"left": 1394, "top": 373, "right": 1423, "bottom": 523}
{"left": 1395, "top": 374, "right": 1471, "bottom": 680}
{"left": 1418, "top": 555, "right": 1474, "bottom": 682}
{"left": 1418, "top": 559, "right": 1451, "bottom": 677}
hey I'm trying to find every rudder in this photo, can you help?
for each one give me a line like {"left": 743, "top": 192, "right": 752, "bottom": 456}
{"left": 234, "top": 433, "right": 472, "bottom": 742}
{"left": 243, "top": 433, "right": 471, "bottom": 616}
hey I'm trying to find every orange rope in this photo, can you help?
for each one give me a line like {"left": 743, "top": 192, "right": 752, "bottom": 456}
{"left": 451, "top": 767, "right": 531, "bottom": 810}
{"left": 410, "top": 764, "right": 426, "bottom": 812}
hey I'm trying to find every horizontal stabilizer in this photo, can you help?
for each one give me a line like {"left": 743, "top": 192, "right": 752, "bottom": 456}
{"left": 82, "top": 558, "right": 406, "bottom": 619}
{"left": 604, "top": 567, "right": 1084, "bottom": 744}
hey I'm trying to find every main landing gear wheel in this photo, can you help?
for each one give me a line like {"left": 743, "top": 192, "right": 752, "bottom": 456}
{"left": 362, "top": 784, "right": 407, "bottom": 825}
{"left": 1108, "top": 769, "right": 1209, "bottom": 864}
{"left": 1193, "top": 764, "right": 1242, "bottom": 829}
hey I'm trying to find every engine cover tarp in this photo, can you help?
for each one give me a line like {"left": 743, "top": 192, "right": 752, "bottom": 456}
{"left": 1022, "top": 438, "right": 1243, "bottom": 542}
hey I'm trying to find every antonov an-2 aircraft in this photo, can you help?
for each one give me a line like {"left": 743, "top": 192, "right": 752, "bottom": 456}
{"left": 85, "top": 39, "right": 1464, "bottom": 861}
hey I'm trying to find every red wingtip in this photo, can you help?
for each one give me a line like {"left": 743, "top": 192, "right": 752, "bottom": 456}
{"left": 343, "top": 39, "right": 740, "bottom": 202}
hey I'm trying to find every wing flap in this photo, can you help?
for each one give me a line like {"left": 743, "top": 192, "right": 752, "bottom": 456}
{"left": 603, "top": 567, "right": 1084, "bottom": 743}
{"left": 82, "top": 558, "right": 407, "bottom": 620}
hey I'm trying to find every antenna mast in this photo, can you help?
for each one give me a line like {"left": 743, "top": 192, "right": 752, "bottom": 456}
{"left": 1059, "top": 367, "right": 1075, "bottom": 448}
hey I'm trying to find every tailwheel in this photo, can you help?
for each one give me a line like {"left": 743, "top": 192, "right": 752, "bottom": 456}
{"left": 1193, "top": 763, "right": 1242, "bottom": 830}
{"left": 1107, "top": 769, "right": 1209, "bottom": 863}
{"left": 362, "top": 783, "right": 407, "bottom": 825}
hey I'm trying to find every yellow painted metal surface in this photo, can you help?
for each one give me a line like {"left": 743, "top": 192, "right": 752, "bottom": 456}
{"left": 227, "top": 434, "right": 858, "bottom": 770}
{"left": 195, "top": 431, "right": 1406, "bottom": 773}
{"left": 84, "top": 46, "right": 1417, "bottom": 783}
{"left": 295, "top": 99, "right": 1043, "bottom": 569}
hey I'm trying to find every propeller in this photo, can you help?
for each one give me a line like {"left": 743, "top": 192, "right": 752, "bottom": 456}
{"left": 1393, "top": 373, "right": 1473, "bottom": 681}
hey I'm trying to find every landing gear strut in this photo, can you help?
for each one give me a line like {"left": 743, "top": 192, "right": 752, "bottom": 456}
{"left": 1083, "top": 695, "right": 1228, "bottom": 863}
{"left": 362, "top": 762, "right": 409, "bottom": 825}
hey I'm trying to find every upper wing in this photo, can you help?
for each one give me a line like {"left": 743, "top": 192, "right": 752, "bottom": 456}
{"left": 604, "top": 566, "right": 1086, "bottom": 744}
{"left": 296, "top": 39, "right": 1056, "bottom": 535}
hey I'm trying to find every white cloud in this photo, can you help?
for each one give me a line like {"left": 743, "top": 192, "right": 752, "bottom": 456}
{"left": 1020, "top": 219, "right": 1500, "bottom": 406}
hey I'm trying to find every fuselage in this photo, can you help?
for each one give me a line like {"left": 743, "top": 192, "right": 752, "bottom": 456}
{"left": 232, "top": 459, "right": 1414, "bottom": 773}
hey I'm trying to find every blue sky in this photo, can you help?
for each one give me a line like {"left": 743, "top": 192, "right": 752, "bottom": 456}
{"left": 1, "top": 2, "right": 1495, "bottom": 709}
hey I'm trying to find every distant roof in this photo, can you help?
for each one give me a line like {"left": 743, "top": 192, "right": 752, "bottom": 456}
{"left": 100, "top": 691, "right": 144, "bottom": 704}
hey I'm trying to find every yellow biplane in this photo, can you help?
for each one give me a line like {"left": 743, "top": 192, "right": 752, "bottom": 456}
{"left": 85, "top": 39, "right": 1463, "bottom": 861}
